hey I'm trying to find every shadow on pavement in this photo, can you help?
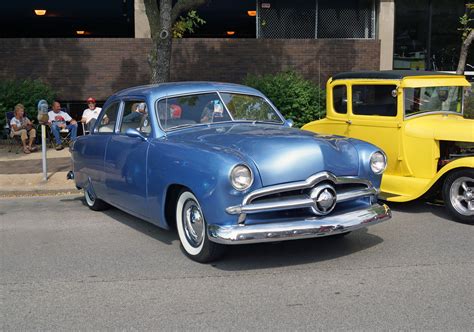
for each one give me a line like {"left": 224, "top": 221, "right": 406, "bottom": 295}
{"left": 213, "top": 229, "right": 383, "bottom": 271}
{"left": 384, "top": 199, "right": 468, "bottom": 224}
{"left": 61, "top": 196, "right": 386, "bottom": 269}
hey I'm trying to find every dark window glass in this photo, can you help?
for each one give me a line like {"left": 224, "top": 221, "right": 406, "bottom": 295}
{"left": 352, "top": 85, "right": 397, "bottom": 116}
{"left": 333, "top": 85, "right": 347, "bottom": 114}
{"left": 120, "top": 100, "right": 150, "bottom": 136}
{"left": 97, "top": 102, "right": 119, "bottom": 133}
{"left": 394, "top": 0, "right": 473, "bottom": 71}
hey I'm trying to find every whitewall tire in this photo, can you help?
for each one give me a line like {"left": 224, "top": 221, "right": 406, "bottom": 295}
{"left": 176, "top": 190, "right": 224, "bottom": 262}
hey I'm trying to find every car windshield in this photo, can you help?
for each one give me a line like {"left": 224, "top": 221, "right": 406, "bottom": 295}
{"left": 219, "top": 93, "right": 283, "bottom": 123}
{"left": 157, "top": 92, "right": 283, "bottom": 131}
{"left": 404, "top": 86, "right": 463, "bottom": 117}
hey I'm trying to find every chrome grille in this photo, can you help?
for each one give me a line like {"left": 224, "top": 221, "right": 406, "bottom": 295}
{"left": 226, "top": 172, "right": 377, "bottom": 224}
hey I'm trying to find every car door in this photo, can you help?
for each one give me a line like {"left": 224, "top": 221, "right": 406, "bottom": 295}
{"left": 85, "top": 101, "right": 120, "bottom": 199}
{"left": 346, "top": 83, "right": 402, "bottom": 175}
{"left": 104, "top": 98, "right": 151, "bottom": 219}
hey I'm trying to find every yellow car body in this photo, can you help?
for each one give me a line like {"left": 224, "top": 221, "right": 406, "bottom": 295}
{"left": 303, "top": 71, "right": 474, "bottom": 222}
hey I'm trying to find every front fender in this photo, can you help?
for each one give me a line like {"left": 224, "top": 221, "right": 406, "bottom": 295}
{"left": 146, "top": 139, "right": 262, "bottom": 229}
{"left": 383, "top": 156, "right": 474, "bottom": 202}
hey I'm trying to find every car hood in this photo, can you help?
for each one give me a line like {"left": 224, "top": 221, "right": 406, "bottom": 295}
{"left": 168, "top": 123, "right": 360, "bottom": 186}
{"left": 404, "top": 114, "right": 474, "bottom": 142}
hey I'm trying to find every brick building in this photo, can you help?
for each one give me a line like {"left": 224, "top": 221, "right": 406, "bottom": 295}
{"left": 0, "top": 0, "right": 470, "bottom": 106}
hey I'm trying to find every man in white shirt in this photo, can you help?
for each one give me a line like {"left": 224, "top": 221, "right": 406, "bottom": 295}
{"left": 81, "top": 97, "right": 102, "bottom": 132}
{"left": 48, "top": 101, "right": 77, "bottom": 150}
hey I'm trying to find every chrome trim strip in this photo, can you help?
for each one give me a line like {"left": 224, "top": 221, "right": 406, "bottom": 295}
{"left": 210, "top": 203, "right": 391, "bottom": 245}
{"left": 226, "top": 187, "right": 377, "bottom": 215}
{"left": 242, "top": 172, "right": 371, "bottom": 206}
{"left": 227, "top": 171, "right": 375, "bottom": 223}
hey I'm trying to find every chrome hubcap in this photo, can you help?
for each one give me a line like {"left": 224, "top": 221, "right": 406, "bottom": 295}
{"left": 450, "top": 177, "right": 474, "bottom": 216}
{"left": 310, "top": 184, "right": 337, "bottom": 215}
{"left": 182, "top": 199, "right": 204, "bottom": 247}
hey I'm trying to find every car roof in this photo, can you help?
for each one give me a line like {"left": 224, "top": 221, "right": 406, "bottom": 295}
{"left": 114, "top": 82, "right": 264, "bottom": 99}
{"left": 331, "top": 70, "right": 462, "bottom": 81}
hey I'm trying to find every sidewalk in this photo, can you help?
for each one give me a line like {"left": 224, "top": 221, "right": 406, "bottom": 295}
{"left": 0, "top": 145, "right": 79, "bottom": 197}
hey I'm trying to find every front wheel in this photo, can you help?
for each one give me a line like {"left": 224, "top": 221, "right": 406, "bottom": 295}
{"left": 442, "top": 169, "right": 474, "bottom": 223}
{"left": 176, "top": 190, "right": 225, "bottom": 263}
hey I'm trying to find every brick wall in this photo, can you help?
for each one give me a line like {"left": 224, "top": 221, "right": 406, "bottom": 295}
{"left": 0, "top": 38, "right": 380, "bottom": 101}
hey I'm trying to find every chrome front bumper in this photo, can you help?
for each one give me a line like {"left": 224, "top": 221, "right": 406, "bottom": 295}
{"left": 208, "top": 203, "right": 391, "bottom": 245}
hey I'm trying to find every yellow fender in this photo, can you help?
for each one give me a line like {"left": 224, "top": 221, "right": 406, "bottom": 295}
{"left": 383, "top": 157, "right": 474, "bottom": 202}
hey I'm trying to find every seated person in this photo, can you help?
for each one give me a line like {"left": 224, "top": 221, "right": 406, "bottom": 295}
{"left": 10, "top": 103, "right": 37, "bottom": 154}
{"left": 81, "top": 97, "right": 102, "bottom": 131}
{"left": 124, "top": 102, "right": 147, "bottom": 123}
{"left": 48, "top": 101, "right": 77, "bottom": 150}
{"left": 200, "top": 100, "right": 225, "bottom": 123}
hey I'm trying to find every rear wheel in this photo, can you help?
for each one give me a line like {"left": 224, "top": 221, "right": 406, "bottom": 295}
{"left": 442, "top": 169, "right": 474, "bottom": 223}
{"left": 176, "top": 190, "right": 225, "bottom": 263}
{"left": 84, "top": 186, "right": 109, "bottom": 211}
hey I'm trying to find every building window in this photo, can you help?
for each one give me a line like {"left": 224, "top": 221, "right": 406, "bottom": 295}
{"left": 257, "top": 0, "right": 376, "bottom": 39}
{"left": 393, "top": 0, "right": 473, "bottom": 71}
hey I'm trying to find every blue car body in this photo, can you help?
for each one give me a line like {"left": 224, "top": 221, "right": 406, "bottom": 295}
{"left": 71, "top": 82, "right": 390, "bottom": 246}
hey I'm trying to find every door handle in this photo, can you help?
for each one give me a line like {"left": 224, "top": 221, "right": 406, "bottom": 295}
{"left": 346, "top": 120, "right": 352, "bottom": 125}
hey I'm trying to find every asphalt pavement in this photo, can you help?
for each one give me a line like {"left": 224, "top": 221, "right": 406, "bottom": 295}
{"left": 1, "top": 195, "right": 473, "bottom": 330}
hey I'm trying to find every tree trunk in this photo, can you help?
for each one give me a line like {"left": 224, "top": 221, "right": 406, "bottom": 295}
{"left": 144, "top": 0, "right": 208, "bottom": 83}
{"left": 151, "top": 32, "right": 172, "bottom": 83}
{"left": 456, "top": 29, "right": 474, "bottom": 75}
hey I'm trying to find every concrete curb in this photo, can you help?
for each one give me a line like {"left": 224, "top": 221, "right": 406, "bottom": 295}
{"left": 0, "top": 189, "right": 81, "bottom": 198}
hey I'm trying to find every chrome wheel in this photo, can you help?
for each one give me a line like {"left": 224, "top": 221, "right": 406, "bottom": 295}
{"left": 449, "top": 176, "right": 474, "bottom": 217}
{"left": 182, "top": 199, "right": 205, "bottom": 248}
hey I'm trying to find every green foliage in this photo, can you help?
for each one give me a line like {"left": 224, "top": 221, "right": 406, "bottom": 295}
{"left": 464, "top": 84, "right": 474, "bottom": 119}
{"left": 172, "top": 10, "right": 206, "bottom": 38}
{"left": 459, "top": 3, "right": 473, "bottom": 40}
{"left": 244, "top": 71, "right": 326, "bottom": 128}
{"left": 0, "top": 79, "right": 56, "bottom": 130}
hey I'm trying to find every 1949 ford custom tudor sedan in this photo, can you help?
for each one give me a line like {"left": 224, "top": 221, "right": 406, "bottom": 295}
{"left": 69, "top": 82, "right": 391, "bottom": 262}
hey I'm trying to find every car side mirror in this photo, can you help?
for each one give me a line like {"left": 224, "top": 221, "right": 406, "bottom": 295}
{"left": 125, "top": 128, "right": 147, "bottom": 141}
{"left": 284, "top": 119, "right": 294, "bottom": 127}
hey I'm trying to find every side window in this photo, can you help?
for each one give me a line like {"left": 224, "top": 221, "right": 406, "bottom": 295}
{"left": 120, "top": 100, "right": 150, "bottom": 136}
{"left": 352, "top": 85, "right": 397, "bottom": 117}
{"left": 97, "top": 102, "right": 119, "bottom": 133}
{"left": 333, "top": 85, "right": 347, "bottom": 114}
{"left": 157, "top": 92, "right": 231, "bottom": 130}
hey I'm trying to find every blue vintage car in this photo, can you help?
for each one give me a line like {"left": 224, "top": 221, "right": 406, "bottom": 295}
{"left": 69, "top": 82, "right": 391, "bottom": 262}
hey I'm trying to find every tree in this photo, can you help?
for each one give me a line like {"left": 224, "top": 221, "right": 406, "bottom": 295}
{"left": 143, "top": 0, "right": 207, "bottom": 83}
{"left": 457, "top": 3, "right": 474, "bottom": 74}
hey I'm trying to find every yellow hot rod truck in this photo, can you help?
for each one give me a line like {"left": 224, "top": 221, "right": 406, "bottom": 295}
{"left": 303, "top": 71, "right": 473, "bottom": 222}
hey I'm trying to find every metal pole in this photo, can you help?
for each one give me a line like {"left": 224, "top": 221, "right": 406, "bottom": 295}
{"left": 41, "top": 124, "right": 47, "bottom": 181}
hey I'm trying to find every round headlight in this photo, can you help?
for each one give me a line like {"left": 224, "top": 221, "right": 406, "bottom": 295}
{"left": 230, "top": 165, "right": 253, "bottom": 191}
{"left": 370, "top": 151, "right": 387, "bottom": 174}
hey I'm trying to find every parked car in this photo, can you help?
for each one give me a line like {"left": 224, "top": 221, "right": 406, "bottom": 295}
{"left": 69, "top": 82, "right": 391, "bottom": 262}
{"left": 303, "top": 71, "right": 474, "bottom": 223}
